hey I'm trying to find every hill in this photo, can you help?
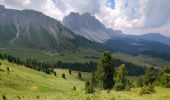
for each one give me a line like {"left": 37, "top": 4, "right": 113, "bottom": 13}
{"left": 0, "top": 60, "right": 170, "bottom": 100}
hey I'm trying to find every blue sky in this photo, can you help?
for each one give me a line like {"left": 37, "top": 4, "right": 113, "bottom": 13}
{"left": 0, "top": 0, "right": 170, "bottom": 36}
{"left": 106, "top": 0, "right": 115, "bottom": 9}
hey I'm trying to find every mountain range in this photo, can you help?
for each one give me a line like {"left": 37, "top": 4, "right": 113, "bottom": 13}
{"left": 0, "top": 5, "right": 96, "bottom": 52}
{"left": 0, "top": 5, "right": 170, "bottom": 56}
{"left": 62, "top": 12, "right": 170, "bottom": 55}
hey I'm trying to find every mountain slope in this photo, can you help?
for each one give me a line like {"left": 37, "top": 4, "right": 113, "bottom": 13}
{"left": 62, "top": 12, "right": 124, "bottom": 43}
{"left": 0, "top": 5, "right": 96, "bottom": 51}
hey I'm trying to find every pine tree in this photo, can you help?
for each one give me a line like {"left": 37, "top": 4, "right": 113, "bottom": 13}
{"left": 114, "top": 64, "right": 131, "bottom": 91}
{"left": 96, "top": 51, "right": 114, "bottom": 89}
{"left": 143, "top": 67, "right": 158, "bottom": 85}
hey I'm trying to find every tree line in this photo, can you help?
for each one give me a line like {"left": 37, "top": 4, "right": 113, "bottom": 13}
{"left": 0, "top": 52, "right": 146, "bottom": 76}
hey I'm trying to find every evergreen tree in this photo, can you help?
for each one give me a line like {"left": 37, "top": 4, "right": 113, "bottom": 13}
{"left": 114, "top": 64, "right": 131, "bottom": 91}
{"left": 143, "top": 67, "right": 158, "bottom": 85}
{"left": 96, "top": 51, "right": 114, "bottom": 89}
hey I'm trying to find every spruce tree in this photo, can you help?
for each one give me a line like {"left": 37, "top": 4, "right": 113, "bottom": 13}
{"left": 143, "top": 67, "right": 158, "bottom": 85}
{"left": 96, "top": 51, "right": 114, "bottom": 89}
{"left": 114, "top": 64, "right": 131, "bottom": 91}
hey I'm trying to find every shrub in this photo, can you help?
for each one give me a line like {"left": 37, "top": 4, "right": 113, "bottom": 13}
{"left": 36, "top": 96, "right": 40, "bottom": 99}
{"left": 73, "top": 86, "right": 76, "bottom": 91}
{"left": 54, "top": 71, "right": 57, "bottom": 77}
{"left": 2, "top": 95, "right": 7, "bottom": 100}
{"left": 85, "top": 81, "right": 94, "bottom": 94}
{"left": 78, "top": 72, "right": 82, "bottom": 79}
{"left": 139, "top": 84, "right": 156, "bottom": 95}
{"left": 159, "top": 74, "right": 170, "bottom": 88}
{"left": 69, "top": 69, "right": 72, "bottom": 75}
{"left": 136, "top": 77, "right": 144, "bottom": 87}
{"left": 62, "top": 73, "right": 66, "bottom": 79}
{"left": 7, "top": 67, "right": 10, "bottom": 72}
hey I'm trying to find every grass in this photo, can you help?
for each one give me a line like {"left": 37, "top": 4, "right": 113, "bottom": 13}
{"left": 0, "top": 60, "right": 170, "bottom": 100}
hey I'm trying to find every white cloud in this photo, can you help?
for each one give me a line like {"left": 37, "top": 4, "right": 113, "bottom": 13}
{"left": 0, "top": 0, "right": 170, "bottom": 36}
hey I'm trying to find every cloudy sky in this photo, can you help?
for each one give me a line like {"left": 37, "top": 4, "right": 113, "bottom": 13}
{"left": 1, "top": 0, "right": 170, "bottom": 36}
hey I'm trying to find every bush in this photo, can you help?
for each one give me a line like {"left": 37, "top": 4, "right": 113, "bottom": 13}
{"left": 85, "top": 81, "right": 94, "bottom": 94}
{"left": 62, "top": 73, "right": 66, "bottom": 79}
{"left": 7, "top": 67, "right": 10, "bottom": 72}
{"left": 139, "top": 84, "right": 156, "bottom": 95}
{"left": 69, "top": 69, "right": 72, "bottom": 75}
{"left": 159, "top": 74, "right": 170, "bottom": 88}
{"left": 73, "top": 86, "right": 76, "bottom": 91}
{"left": 136, "top": 77, "right": 144, "bottom": 87}
{"left": 78, "top": 72, "right": 82, "bottom": 79}
{"left": 2, "top": 95, "right": 7, "bottom": 100}
{"left": 54, "top": 71, "right": 57, "bottom": 77}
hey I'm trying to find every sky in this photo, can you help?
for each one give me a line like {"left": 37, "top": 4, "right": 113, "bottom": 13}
{"left": 0, "top": 0, "right": 170, "bottom": 36}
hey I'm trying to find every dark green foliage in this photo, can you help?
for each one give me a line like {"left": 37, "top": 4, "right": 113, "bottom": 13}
{"left": 136, "top": 77, "right": 144, "bottom": 87}
{"left": 96, "top": 51, "right": 114, "bottom": 89}
{"left": 0, "top": 53, "right": 54, "bottom": 74}
{"left": 2, "top": 95, "right": 7, "bottom": 100}
{"left": 62, "top": 73, "right": 66, "bottom": 79}
{"left": 78, "top": 72, "right": 82, "bottom": 79}
{"left": 73, "top": 86, "right": 76, "bottom": 91}
{"left": 143, "top": 67, "right": 158, "bottom": 85}
{"left": 54, "top": 71, "right": 57, "bottom": 77}
{"left": 69, "top": 69, "right": 72, "bottom": 75}
{"left": 112, "top": 59, "right": 146, "bottom": 76}
{"left": 7, "top": 67, "right": 10, "bottom": 72}
{"left": 139, "top": 84, "right": 156, "bottom": 95}
{"left": 114, "top": 64, "right": 132, "bottom": 91}
{"left": 136, "top": 67, "right": 158, "bottom": 87}
{"left": 85, "top": 81, "right": 94, "bottom": 94}
{"left": 91, "top": 73, "right": 97, "bottom": 88}
{"left": 157, "top": 67, "right": 170, "bottom": 88}
{"left": 159, "top": 74, "right": 170, "bottom": 87}
{"left": 36, "top": 96, "right": 40, "bottom": 99}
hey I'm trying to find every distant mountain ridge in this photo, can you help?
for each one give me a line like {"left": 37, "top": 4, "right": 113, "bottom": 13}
{"left": 1, "top": 5, "right": 170, "bottom": 56}
{"left": 128, "top": 33, "right": 170, "bottom": 46}
{"left": 63, "top": 12, "right": 170, "bottom": 55}
{"left": 0, "top": 5, "right": 96, "bottom": 51}
{"left": 62, "top": 12, "right": 124, "bottom": 43}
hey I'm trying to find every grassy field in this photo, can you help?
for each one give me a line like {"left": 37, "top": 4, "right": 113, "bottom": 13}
{"left": 0, "top": 60, "right": 170, "bottom": 100}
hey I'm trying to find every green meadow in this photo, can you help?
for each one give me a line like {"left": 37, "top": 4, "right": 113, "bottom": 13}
{"left": 0, "top": 60, "right": 169, "bottom": 100}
